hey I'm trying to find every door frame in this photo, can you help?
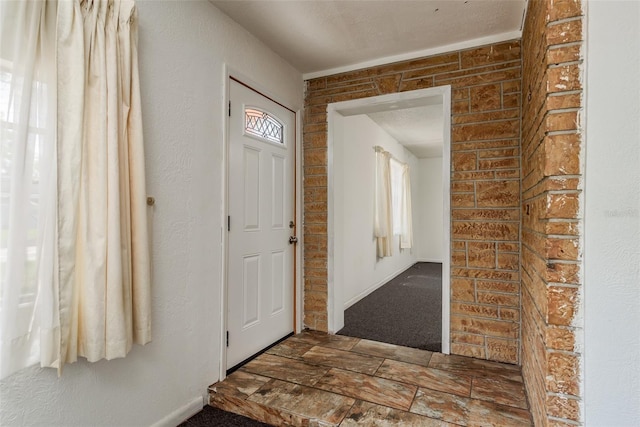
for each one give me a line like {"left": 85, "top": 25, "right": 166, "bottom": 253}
{"left": 219, "top": 67, "right": 303, "bottom": 380}
{"left": 326, "top": 86, "right": 452, "bottom": 354}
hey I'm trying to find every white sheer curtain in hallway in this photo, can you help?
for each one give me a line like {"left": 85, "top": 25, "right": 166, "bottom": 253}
{"left": 399, "top": 163, "right": 413, "bottom": 249}
{"left": 390, "top": 157, "right": 414, "bottom": 250}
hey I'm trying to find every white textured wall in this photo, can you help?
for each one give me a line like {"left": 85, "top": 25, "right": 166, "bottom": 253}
{"left": 584, "top": 1, "right": 640, "bottom": 425}
{"left": 415, "top": 157, "right": 444, "bottom": 262}
{"left": 0, "top": 2, "right": 302, "bottom": 426}
{"left": 334, "top": 114, "right": 419, "bottom": 309}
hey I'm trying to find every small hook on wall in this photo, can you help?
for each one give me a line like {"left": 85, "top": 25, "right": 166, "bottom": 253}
{"left": 146, "top": 196, "right": 155, "bottom": 206}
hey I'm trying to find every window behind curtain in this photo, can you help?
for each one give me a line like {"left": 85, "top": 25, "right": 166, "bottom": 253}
{"left": 1, "top": 63, "right": 49, "bottom": 306}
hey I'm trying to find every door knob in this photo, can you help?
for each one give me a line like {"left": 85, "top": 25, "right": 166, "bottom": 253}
{"left": 289, "top": 236, "right": 298, "bottom": 244}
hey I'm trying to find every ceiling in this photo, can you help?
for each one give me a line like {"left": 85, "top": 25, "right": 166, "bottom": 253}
{"left": 335, "top": 95, "right": 444, "bottom": 159}
{"left": 211, "top": 0, "right": 527, "bottom": 78}
{"left": 211, "top": 0, "right": 525, "bottom": 159}
{"left": 367, "top": 105, "right": 444, "bottom": 158}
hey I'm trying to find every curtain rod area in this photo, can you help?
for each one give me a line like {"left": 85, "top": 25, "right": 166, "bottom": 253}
{"left": 373, "top": 145, "right": 407, "bottom": 166}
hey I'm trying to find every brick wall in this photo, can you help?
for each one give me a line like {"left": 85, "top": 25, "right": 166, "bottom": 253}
{"left": 304, "top": 41, "right": 522, "bottom": 364}
{"left": 521, "top": 0, "right": 584, "bottom": 424}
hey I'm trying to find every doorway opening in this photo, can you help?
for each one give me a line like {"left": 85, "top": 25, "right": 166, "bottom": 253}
{"left": 326, "top": 86, "right": 451, "bottom": 354}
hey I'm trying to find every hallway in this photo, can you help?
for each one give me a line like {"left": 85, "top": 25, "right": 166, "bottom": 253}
{"left": 209, "top": 331, "right": 531, "bottom": 426}
{"left": 337, "top": 262, "right": 442, "bottom": 352}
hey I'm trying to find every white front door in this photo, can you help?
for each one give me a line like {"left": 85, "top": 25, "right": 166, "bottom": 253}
{"left": 227, "top": 79, "right": 296, "bottom": 369}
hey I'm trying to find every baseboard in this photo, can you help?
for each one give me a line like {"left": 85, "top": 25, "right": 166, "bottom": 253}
{"left": 150, "top": 395, "right": 204, "bottom": 427}
{"left": 344, "top": 261, "right": 416, "bottom": 309}
{"left": 417, "top": 258, "right": 443, "bottom": 263}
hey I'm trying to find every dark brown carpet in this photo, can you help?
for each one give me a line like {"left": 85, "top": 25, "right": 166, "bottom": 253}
{"left": 178, "top": 406, "right": 271, "bottom": 427}
{"left": 337, "top": 262, "right": 442, "bottom": 352}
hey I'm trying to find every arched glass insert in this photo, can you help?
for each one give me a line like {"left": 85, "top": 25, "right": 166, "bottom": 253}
{"left": 244, "top": 107, "right": 284, "bottom": 144}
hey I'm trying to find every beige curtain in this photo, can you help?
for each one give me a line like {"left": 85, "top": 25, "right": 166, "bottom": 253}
{"left": 400, "top": 164, "right": 413, "bottom": 249}
{"left": 374, "top": 148, "right": 393, "bottom": 257}
{"left": 55, "top": 0, "right": 151, "bottom": 369}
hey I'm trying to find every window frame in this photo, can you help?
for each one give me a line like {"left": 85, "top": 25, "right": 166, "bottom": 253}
{"left": 243, "top": 105, "right": 286, "bottom": 147}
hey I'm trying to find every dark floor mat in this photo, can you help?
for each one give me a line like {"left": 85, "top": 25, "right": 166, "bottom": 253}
{"left": 178, "top": 406, "right": 272, "bottom": 427}
{"left": 337, "top": 262, "right": 442, "bottom": 352}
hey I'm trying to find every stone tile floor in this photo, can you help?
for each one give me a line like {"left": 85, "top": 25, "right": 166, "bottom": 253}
{"left": 209, "top": 331, "right": 532, "bottom": 426}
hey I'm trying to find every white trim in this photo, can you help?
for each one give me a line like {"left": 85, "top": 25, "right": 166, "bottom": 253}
{"left": 295, "top": 107, "right": 303, "bottom": 334}
{"left": 326, "top": 86, "right": 452, "bottom": 354}
{"left": 520, "top": 1, "right": 530, "bottom": 33}
{"left": 343, "top": 260, "right": 416, "bottom": 310}
{"left": 303, "top": 31, "right": 522, "bottom": 80}
{"left": 220, "top": 66, "right": 302, "bottom": 381}
{"left": 219, "top": 64, "right": 231, "bottom": 382}
{"left": 417, "top": 258, "right": 444, "bottom": 264}
{"left": 441, "top": 85, "right": 452, "bottom": 356}
{"left": 580, "top": 1, "right": 589, "bottom": 423}
{"left": 326, "top": 102, "right": 338, "bottom": 332}
{"left": 150, "top": 396, "right": 203, "bottom": 427}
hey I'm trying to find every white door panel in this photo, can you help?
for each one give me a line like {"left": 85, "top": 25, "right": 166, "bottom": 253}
{"left": 227, "top": 80, "right": 295, "bottom": 369}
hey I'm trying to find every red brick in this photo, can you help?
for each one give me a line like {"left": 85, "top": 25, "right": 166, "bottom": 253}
{"left": 486, "top": 337, "right": 519, "bottom": 363}
{"left": 452, "top": 278, "right": 476, "bottom": 302}
{"left": 451, "top": 343, "right": 486, "bottom": 359}
{"left": 476, "top": 180, "right": 519, "bottom": 207}
{"left": 460, "top": 41, "right": 521, "bottom": 68}
{"left": 451, "top": 315, "right": 519, "bottom": 339}
{"left": 452, "top": 302, "right": 499, "bottom": 319}
{"left": 470, "top": 84, "right": 501, "bottom": 112}
{"left": 453, "top": 152, "right": 477, "bottom": 171}
{"left": 467, "top": 242, "right": 496, "bottom": 268}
